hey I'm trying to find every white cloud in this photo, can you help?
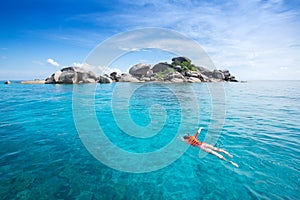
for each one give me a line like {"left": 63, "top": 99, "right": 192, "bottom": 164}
{"left": 70, "top": 62, "right": 123, "bottom": 75}
{"left": 47, "top": 58, "right": 60, "bottom": 67}
{"left": 280, "top": 67, "right": 288, "bottom": 70}
{"left": 106, "top": 1, "right": 300, "bottom": 79}
{"left": 65, "top": 0, "right": 300, "bottom": 80}
{"left": 73, "top": 62, "right": 84, "bottom": 67}
{"left": 118, "top": 47, "right": 140, "bottom": 52}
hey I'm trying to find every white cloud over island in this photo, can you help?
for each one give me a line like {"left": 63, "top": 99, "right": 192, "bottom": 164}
{"left": 47, "top": 58, "right": 60, "bottom": 67}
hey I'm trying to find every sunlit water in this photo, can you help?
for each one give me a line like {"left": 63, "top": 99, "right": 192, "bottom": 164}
{"left": 0, "top": 81, "right": 299, "bottom": 199}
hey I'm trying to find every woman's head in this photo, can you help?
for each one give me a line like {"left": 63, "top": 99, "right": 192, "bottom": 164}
{"left": 183, "top": 135, "right": 189, "bottom": 140}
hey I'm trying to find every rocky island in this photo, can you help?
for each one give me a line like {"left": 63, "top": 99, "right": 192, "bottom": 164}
{"left": 45, "top": 56, "right": 238, "bottom": 84}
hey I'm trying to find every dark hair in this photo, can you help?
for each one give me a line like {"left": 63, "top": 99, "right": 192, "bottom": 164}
{"left": 183, "top": 135, "right": 189, "bottom": 139}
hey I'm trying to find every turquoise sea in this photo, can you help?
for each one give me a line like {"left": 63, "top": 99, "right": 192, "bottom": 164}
{"left": 0, "top": 81, "right": 299, "bottom": 199}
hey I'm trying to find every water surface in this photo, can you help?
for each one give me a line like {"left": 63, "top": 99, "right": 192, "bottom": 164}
{"left": 0, "top": 81, "right": 299, "bottom": 199}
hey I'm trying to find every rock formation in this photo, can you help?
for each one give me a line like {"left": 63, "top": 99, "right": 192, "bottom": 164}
{"left": 129, "top": 63, "right": 151, "bottom": 77}
{"left": 152, "top": 63, "right": 173, "bottom": 73}
{"left": 45, "top": 56, "right": 238, "bottom": 84}
{"left": 171, "top": 56, "right": 191, "bottom": 64}
{"left": 106, "top": 56, "right": 238, "bottom": 83}
{"left": 118, "top": 74, "right": 140, "bottom": 82}
{"left": 99, "top": 75, "right": 113, "bottom": 84}
{"left": 45, "top": 67, "right": 98, "bottom": 84}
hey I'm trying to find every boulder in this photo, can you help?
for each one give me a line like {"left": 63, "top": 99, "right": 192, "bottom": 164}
{"left": 145, "top": 70, "right": 154, "bottom": 77}
{"left": 45, "top": 71, "right": 61, "bottom": 83}
{"left": 110, "top": 72, "right": 121, "bottom": 82}
{"left": 53, "top": 71, "right": 62, "bottom": 82}
{"left": 150, "top": 77, "right": 158, "bottom": 81}
{"left": 118, "top": 73, "right": 140, "bottom": 82}
{"left": 209, "top": 78, "right": 223, "bottom": 82}
{"left": 152, "top": 63, "right": 173, "bottom": 73}
{"left": 110, "top": 72, "right": 117, "bottom": 77}
{"left": 212, "top": 69, "right": 225, "bottom": 80}
{"left": 185, "top": 71, "right": 201, "bottom": 78}
{"left": 45, "top": 72, "right": 56, "bottom": 83}
{"left": 141, "top": 77, "right": 151, "bottom": 82}
{"left": 170, "top": 78, "right": 185, "bottom": 83}
{"left": 164, "top": 72, "right": 185, "bottom": 82}
{"left": 99, "top": 76, "right": 113, "bottom": 84}
{"left": 197, "top": 66, "right": 213, "bottom": 78}
{"left": 173, "top": 65, "right": 182, "bottom": 72}
{"left": 222, "top": 70, "right": 230, "bottom": 78}
{"left": 199, "top": 73, "right": 210, "bottom": 82}
{"left": 58, "top": 71, "right": 75, "bottom": 84}
{"left": 227, "top": 75, "right": 238, "bottom": 82}
{"left": 216, "top": 69, "right": 237, "bottom": 82}
{"left": 45, "top": 67, "right": 97, "bottom": 84}
{"left": 187, "top": 77, "right": 201, "bottom": 83}
{"left": 171, "top": 56, "right": 191, "bottom": 64}
{"left": 129, "top": 63, "right": 151, "bottom": 77}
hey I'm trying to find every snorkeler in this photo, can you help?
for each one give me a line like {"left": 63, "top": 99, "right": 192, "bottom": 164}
{"left": 181, "top": 127, "right": 239, "bottom": 168}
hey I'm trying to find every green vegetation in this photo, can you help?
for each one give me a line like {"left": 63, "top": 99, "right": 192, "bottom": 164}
{"left": 156, "top": 73, "right": 163, "bottom": 79}
{"left": 155, "top": 68, "right": 175, "bottom": 79}
{"left": 172, "top": 61, "right": 197, "bottom": 71}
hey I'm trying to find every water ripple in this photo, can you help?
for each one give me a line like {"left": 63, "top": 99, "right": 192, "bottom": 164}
{"left": 0, "top": 81, "right": 300, "bottom": 199}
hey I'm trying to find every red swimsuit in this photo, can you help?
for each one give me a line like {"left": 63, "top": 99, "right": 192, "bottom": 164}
{"left": 186, "top": 136, "right": 202, "bottom": 146}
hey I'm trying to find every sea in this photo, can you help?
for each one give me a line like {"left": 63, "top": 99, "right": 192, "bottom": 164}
{"left": 0, "top": 81, "right": 299, "bottom": 200}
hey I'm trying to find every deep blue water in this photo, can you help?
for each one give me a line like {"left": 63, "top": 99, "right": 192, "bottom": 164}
{"left": 0, "top": 81, "right": 299, "bottom": 199}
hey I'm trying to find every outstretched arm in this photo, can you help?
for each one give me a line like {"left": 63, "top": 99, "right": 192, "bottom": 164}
{"left": 194, "top": 127, "right": 203, "bottom": 138}
{"left": 177, "top": 136, "right": 185, "bottom": 142}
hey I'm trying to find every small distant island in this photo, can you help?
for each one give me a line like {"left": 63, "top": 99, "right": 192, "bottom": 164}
{"left": 14, "top": 57, "right": 238, "bottom": 84}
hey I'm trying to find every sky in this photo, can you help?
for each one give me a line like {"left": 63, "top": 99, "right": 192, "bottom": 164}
{"left": 0, "top": 0, "right": 299, "bottom": 80}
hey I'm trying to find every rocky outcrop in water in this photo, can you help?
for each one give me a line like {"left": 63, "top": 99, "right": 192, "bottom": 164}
{"left": 45, "top": 67, "right": 98, "bottom": 84}
{"left": 44, "top": 56, "right": 237, "bottom": 84}
{"left": 101, "top": 56, "right": 237, "bottom": 83}
{"left": 99, "top": 75, "right": 113, "bottom": 84}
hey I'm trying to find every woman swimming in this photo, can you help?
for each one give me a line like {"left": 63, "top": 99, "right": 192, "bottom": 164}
{"left": 181, "top": 127, "right": 239, "bottom": 168}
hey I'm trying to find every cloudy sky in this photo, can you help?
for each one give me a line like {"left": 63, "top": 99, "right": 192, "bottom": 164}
{"left": 0, "top": 0, "right": 299, "bottom": 80}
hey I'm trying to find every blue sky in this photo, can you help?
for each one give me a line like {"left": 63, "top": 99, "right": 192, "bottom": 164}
{"left": 0, "top": 0, "right": 299, "bottom": 80}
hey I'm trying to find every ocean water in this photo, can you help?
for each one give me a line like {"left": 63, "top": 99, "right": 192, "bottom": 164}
{"left": 0, "top": 81, "right": 299, "bottom": 199}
